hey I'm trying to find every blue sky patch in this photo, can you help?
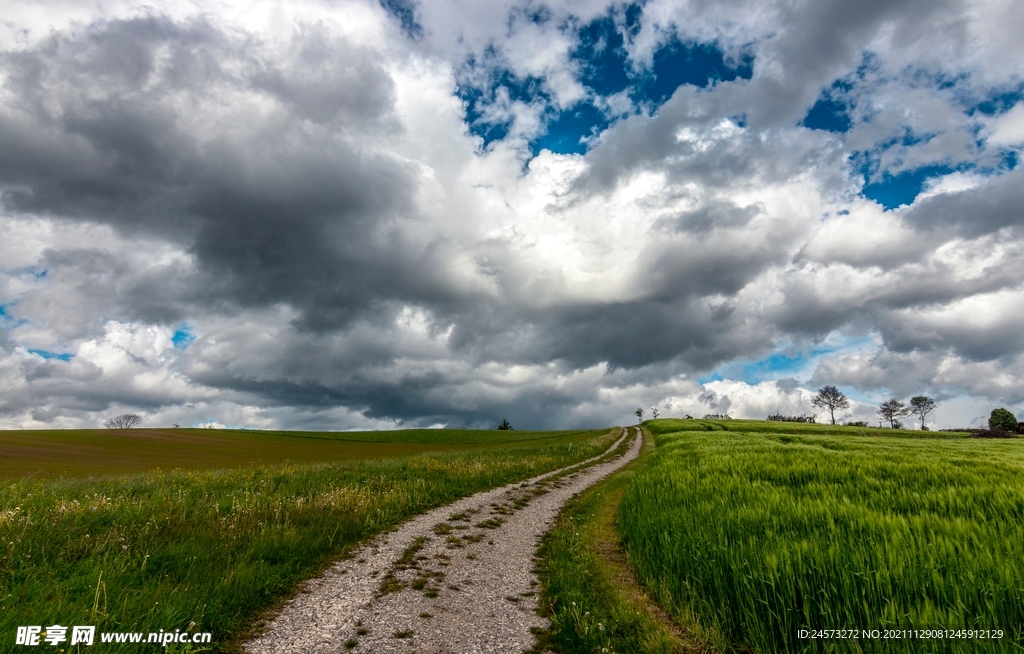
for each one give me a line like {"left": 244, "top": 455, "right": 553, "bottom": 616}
{"left": 13, "top": 266, "right": 48, "bottom": 280}
{"left": 636, "top": 38, "right": 753, "bottom": 109}
{"left": 172, "top": 327, "right": 196, "bottom": 350}
{"left": 696, "top": 371, "right": 724, "bottom": 384}
{"left": 702, "top": 335, "right": 877, "bottom": 386}
{"left": 862, "top": 164, "right": 954, "bottom": 210}
{"left": 802, "top": 79, "right": 855, "bottom": 133}
{"left": 378, "top": 0, "right": 423, "bottom": 39}
{"left": 802, "top": 96, "right": 852, "bottom": 133}
{"left": 458, "top": 6, "right": 754, "bottom": 156}
{"left": 969, "top": 86, "right": 1023, "bottom": 117}
{"left": 711, "top": 349, "right": 817, "bottom": 385}
{"left": 572, "top": 13, "right": 630, "bottom": 96}
{"left": 0, "top": 303, "right": 27, "bottom": 329}
{"left": 800, "top": 58, "right": 883, "bottom": 134}
{"left": 530, "top": 102, "right": 607, "bottom": 155}
{"left": 457, "top": 65, "right": 550, "bottom": 149}
{"left": 28, "top": 348, "right": 73, "bottom": 362}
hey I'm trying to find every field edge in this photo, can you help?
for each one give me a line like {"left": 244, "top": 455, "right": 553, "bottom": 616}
{"left": 532, "top": 426, "right": 719, "bottom": 654}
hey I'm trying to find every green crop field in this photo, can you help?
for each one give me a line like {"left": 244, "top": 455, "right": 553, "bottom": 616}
{"left": 0, "top": 427, "right": 600, "bottom": 479}
{"left": 0, "top": 427, "right": 616, "bottom": 652}
{"left": 617, "top": 419, "right": 1024, "bottom": 653}
{"left": 264, "top": 427, "right": 597, "bottom": 444}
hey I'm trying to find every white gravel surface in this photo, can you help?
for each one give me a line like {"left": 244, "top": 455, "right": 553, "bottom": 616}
{"left": 246, "top": 427, "right": 641, "bottom": 654}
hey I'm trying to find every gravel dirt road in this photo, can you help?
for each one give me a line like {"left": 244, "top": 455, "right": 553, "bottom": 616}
{"left": 246, "top": 426, "right": 641, "bottom": 654}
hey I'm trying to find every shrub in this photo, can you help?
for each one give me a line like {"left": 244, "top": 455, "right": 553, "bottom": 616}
{"left": 104, "top": 413, "right": 143, "bottom": 429}
{"left": 767, "top": 413, "right": 817, "bottom": 423}
{"left": 971, "top": 429, "right": 1019, "bottom": 439}
{"left": 702, "top": 413, "right": 732, "bottom": 420}
{"left": 989, "top": 408, "right": 1018, "bottom": 432}
{"left": 845, "top": 421, "right": 869, "bottom": 427}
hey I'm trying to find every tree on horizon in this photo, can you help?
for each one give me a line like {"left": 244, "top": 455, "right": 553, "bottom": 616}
{"left": 104, "top": 413, "right": 142, "bottom": 429}
{"left": 812, "top": 386, "right": 850, "bottom": 425}
{"left": 877, "top": 399, "right": 911, "bottom": 429}
{"left": 909, "top": 396, "right": 937, "bottom": 430}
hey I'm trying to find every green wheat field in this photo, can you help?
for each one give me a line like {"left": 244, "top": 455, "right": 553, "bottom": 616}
{"left": 617, "top": 419, "right": 1024, "bottom": 653}
{"left": 0, "top": 427, "right": 615, "bottom": 652}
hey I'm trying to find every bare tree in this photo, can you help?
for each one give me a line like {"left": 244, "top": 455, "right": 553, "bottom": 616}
{"left": 635, "top": 407, "right": 644, "bottom": 424}
{"left": 877, "top": 399, "right": 911, "bottom": 429}
{"left": 104, "top": 413, "right": 143, "bottom": 429}
{"left": 497, "top": 419, "right": 513, "bottom": 431}
{"left": 811, "top": 386, "right": 850, "bottom": 425}
{"left": 909, "top": 396, "right": 937, "bottom": 430}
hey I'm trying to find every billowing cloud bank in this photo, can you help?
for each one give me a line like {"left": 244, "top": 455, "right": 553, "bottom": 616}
{"left": 1, "top": 0, "right": 1022, "bottom": 430}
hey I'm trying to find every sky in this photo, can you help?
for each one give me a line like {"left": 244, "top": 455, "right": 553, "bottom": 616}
{"left": 1, "top": 0, "right": 1022, "bottom": 431}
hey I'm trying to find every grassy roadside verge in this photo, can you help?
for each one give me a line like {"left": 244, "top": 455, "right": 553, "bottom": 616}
{"left": 533, "top": 428, "right": 715, "bottom": 654}
{"left": 0, "top": 430, "right": 617, "bottom": 652}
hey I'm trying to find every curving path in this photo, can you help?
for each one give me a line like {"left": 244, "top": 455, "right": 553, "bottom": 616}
{"left": 246, "top": 427, "right": 642, "bottom": 654}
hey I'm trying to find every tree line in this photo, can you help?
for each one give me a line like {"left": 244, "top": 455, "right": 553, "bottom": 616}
{"left": 641, "top": 386, "right": 1016, "bottom": 433}
{"left": 809, "top": 385, "right": 936, "bottom": 429}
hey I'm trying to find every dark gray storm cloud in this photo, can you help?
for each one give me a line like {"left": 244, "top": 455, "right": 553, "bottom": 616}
{"left": 656, "top": 201, "right": 763, "bottom": 235}
{"left": 0, "top": 15, "right": 525, "bottom": 350}
{"left": 902, "top": 170, "right": 1024, "bottom": 238}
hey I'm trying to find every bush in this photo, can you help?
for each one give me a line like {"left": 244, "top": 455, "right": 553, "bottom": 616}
{"left": 104, "top": 413, "right": 143, "bottom": 429}
{"left": 971, "top": 429, "right": 1019, "bottom": 439}
{"left": 845, "top": 421, "right": 869, "bottom": 427}
{"left": 767, "top": 413, "right": 817, "bottom": 423}
{"left": 989, "top": 408, "right": 1019, "bottom": 432}
{"left": 703, "top": 413, "right": 732, "bottom": 420}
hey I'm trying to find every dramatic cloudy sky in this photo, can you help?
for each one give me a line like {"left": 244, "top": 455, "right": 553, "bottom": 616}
{"left": 1, "top": 0, "right": 1022, "bottom": 430}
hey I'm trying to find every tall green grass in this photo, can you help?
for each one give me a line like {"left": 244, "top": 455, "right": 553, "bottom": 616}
{"left": 536, "top": 431, "right": 692, "bottom": 654}
{"left": 0, "top": 430, "right": 616, "bottom": 652}
{"left": 619, "top": 420, "right": 1024, "bottom": 653}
